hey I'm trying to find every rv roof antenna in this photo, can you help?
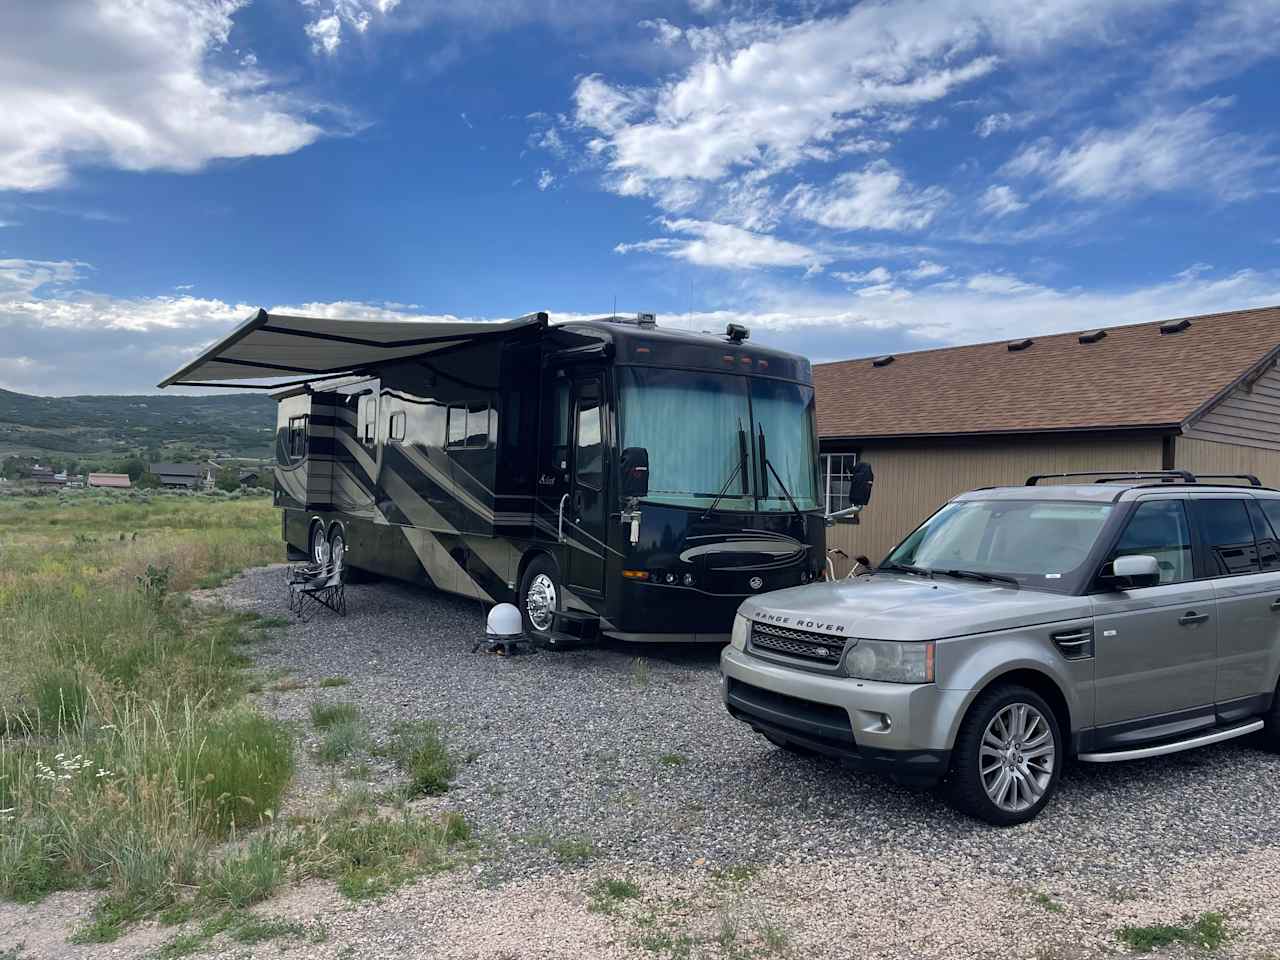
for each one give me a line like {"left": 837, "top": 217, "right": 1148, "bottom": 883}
{"left": 612, "top": 294, "right": 617, "bottom": 320}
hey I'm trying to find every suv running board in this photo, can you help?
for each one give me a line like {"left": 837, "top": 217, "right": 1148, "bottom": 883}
{"left": 1078, "top": 720, "right": 1263, "bottom": 763}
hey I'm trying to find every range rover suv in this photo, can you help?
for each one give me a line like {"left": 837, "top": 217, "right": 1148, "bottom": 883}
{"left": 721, "top": 471, "right": 1280, "bottom": 825}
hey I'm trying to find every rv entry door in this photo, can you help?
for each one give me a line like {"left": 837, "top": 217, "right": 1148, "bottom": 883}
{"left": 567, "top": 371, "right": 608, "bottom": 596}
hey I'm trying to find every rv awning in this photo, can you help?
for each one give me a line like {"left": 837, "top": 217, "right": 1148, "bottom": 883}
{"left": 157, "top": 309, "right": 548, "bottom": 388}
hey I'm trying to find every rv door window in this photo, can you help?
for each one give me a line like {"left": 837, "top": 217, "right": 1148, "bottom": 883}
{"left": 287, "top": 416, "right": 308, "bottom": 460}
{"left": 574, "top": 381, "right": 604, "bottom": 490}
{"left": 388, "top": 411, "right": 406, "bottom": 443}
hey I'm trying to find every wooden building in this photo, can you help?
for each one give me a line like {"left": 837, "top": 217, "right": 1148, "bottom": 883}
{"left": 815, "top": 306, "right": 1280, "bottom": 567}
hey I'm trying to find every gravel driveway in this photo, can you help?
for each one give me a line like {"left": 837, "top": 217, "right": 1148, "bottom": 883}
{"left": 6, "top": 566, "right": 1279, "bottom": 959}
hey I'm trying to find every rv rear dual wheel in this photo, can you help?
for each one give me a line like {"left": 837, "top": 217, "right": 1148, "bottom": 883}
{"left": 518, "top": 557, "right": 576, "bottom": 650}
{"left": 309, "top": 522, "right": 329, "bottom": 566}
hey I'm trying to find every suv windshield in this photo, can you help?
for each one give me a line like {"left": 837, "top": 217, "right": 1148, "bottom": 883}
{"left": 618, "top": 368, "right": 818, "bottom": 513}
{"left": 885, "top": 499, "right": 1114, "bottom": 590}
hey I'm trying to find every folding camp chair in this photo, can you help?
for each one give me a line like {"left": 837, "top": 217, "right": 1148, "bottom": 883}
{"left": 286, "top": 560, "right": 346, "bottom": 621}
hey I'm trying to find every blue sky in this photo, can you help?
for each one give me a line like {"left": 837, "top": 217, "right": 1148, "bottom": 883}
{"left": 2, "top": 0, "right": 1279, "bottom": 393}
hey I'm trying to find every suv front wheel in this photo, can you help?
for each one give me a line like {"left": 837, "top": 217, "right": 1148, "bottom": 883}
{"left": 947, "top": 684, "right": 1063, "bottom": 826}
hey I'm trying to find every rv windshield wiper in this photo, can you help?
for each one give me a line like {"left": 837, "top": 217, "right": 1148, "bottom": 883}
{"left": 939, "top": 568, "right": 1021, "bottom": 588}
{"left": 702, "top": 421, "right": 749, "bottom": 518}
{"left": 878, "top": 561, "right": 934, "bottom": 579}
{"left": 756, "top": 426, "right": 803, "bottom": 518}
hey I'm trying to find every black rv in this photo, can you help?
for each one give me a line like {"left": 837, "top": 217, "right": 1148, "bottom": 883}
{"left": 160, "top": 309, "right": 827, "bottom": 645}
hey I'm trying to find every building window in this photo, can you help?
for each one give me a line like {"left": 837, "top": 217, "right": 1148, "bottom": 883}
{"left": 287, "top": 416, "right": 308, "bottom": 460}
{"left": 447, "top": 403, "right": 490, "bottom": 449}
{"left": 388, "top": 411, "right": 406, "bottom": 443}
{"left": 822, "top": 453, "right": 859, "bottom": 516}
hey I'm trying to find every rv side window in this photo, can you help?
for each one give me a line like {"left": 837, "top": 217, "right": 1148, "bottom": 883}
{"left": 447, "top": 404, "right": 489, "bottom": 449}
{"left": 287, "top": 416, "right": 308, "bottom": 460}
{"left": 575, "top": 380, "right": 603, "bottom": 490}
{"left": 359, "top": 395, "right": 377, "bottom": 445}
{"left": 388, "top": 411, "right": 406, "bottom": 443}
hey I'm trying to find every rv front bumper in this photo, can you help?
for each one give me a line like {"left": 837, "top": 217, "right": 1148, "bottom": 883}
{"left": 719, "top": 646, "right": 958, "bottom": 787}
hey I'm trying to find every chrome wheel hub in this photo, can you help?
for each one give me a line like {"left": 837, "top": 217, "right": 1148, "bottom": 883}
{"left": 312, "top": 531, "right": 329, "bottom": 565}
{"left": 330, "top": 535, "right": 345, "bottom": 572}
{"left": 525, "top": 573, "right": 557, "bottom": 632}
{"left": 980, "top": 702, "right": 1055, "bottom": 813}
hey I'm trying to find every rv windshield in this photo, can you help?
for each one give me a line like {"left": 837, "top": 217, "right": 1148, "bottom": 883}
{"left": 618, "top": 368, "right": 818, "bottom": 513}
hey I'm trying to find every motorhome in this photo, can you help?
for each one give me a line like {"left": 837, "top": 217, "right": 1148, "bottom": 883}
{"left": 159, "top": 309, "right": 827, "bottom": 646}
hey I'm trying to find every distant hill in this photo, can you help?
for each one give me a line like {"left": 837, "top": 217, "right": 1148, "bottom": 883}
{"left": 0, "top": 389, "right": 277, "bottom": 460}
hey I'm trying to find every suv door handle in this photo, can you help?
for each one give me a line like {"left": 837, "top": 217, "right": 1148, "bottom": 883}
{"left": 1178, "top": 611, "right": 1210, "bottom": 626}
{"left": 1270, "top": 599, "right": 1280, "bottom": 612}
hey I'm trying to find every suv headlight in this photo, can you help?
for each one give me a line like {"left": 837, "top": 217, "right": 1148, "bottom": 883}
{"left": 844, "top": 639, "right": 935, "bottom": 684}
{"left": 730, "top": 614, "right": 750, "bottom": 651}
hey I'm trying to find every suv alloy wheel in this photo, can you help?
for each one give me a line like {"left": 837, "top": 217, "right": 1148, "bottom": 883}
{"left": 947, "top": 684, "right": 1063, "bottom": 826}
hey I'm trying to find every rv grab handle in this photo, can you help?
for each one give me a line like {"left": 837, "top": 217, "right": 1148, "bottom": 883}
{"left": 557, "top": 493, "right": 570, "bottom": 543}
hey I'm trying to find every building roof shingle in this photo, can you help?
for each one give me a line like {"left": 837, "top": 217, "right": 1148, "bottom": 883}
{"left": 814, "top": 305, "right": 1280, "bottom": 440}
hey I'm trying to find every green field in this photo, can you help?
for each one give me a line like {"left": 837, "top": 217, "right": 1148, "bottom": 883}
{"left": 0, "top": 492, "right": 468, "bottom": 948}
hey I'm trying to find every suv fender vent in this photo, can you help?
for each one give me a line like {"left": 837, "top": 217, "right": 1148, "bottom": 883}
{"left": 1051, "top": 626, "right": 1094, "bottom": 660}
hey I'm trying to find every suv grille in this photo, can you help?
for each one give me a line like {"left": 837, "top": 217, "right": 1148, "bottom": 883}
{"left": 750, "top": 621, "right": 846, "bottom": 665}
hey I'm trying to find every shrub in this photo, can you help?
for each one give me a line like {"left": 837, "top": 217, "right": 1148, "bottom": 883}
{"left": 177, "top": 709, "right": 294, "bottom": 836}
{"left": 316, "top": 719, "right": 369, "bottom": 766}
{"left": 309, "top": 702, "right": 359, "bottom": 730}
{"left": 387, "top": 722, "right": 455, "bottom": 797}
{"left": 205, "top": 834, "right": 284, "bottom": 909}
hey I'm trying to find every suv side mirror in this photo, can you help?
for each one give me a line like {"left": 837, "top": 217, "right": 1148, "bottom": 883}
{"left": 1105, "top": 554, "right": 1161, "bottom": 590}
{"left": 620, "top": 447, "right": 649, "bottom": 499}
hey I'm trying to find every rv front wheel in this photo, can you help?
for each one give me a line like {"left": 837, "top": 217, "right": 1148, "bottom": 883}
{"left": 519, "top": 557, "right": 573, "bottom": 649}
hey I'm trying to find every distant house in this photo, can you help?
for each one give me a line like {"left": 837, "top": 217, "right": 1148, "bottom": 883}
{"left": 88, "top": 473, "right": 132, "bottom": 489}
{"left": 31, "top": 466, "right": 65, "bottom": 486}
{"left": 148, "top": 462, "right": 215, "bottom": 489}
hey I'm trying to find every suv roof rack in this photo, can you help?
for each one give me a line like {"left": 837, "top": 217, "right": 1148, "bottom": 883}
{"left": 1026, "top": 470, "right": 1194, "bottom": 486}
{"left": 1025, "top": 470, "right": 1265, "bottom": 488}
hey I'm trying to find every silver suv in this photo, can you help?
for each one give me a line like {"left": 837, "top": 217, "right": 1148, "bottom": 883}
{"left": 720, "top": 471, "right": 1280, "bottom": 825}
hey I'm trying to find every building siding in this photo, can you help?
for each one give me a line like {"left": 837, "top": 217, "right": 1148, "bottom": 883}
{"left": 1183, "top": 361, "right": 1280, "bottom": 451}
{"left": 1175, "top": 436, "right": 1280, "bottom": 487}
{"left": 825, "top": 434, "right": 1164, "bottom": 572}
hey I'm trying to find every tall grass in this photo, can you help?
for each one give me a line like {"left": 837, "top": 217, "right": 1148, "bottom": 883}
{"left": 0, "top": 495, "right": 290, "bottom": 939}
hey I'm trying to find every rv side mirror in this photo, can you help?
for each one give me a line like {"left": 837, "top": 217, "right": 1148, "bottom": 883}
{"left": 849, "top": 462, "right": 874, "bottom": 507}
{"left": 620, "top": 447, "right": 649, "bottom": 499}
{"left": 1104, "top": 554, "right": 1161, "bottom": 590}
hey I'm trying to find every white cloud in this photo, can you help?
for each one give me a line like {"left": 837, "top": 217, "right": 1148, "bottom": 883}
{"left": 571, "top": 0, "right": 1165, "bottom": 201}
{"left": 975, "top": 111, "right": 1034, "bottom": 137}
{"left": 1157, "top": 0, "right": 1280, "bottom": 89}
{"left": 0, "top": 0, "right": 325, "bottom": 192}
{"left": 639, "top": 18, "right": 684, "bottom": 47}
{"left": 790, "top": 161, "right": 949, "bottom": 233}
{"left": 4, "top": 257, "right": 1280, "bottom": 394}
{"left": 305, "top": 15, "right": 344, "bottom": 55}
{"left": 833, "top": 266, "right": 893, "bottom": 286}
{"left": 614, "top": 219, "right": 826, "bottom": 271}
{"left": 904, "top": 260, "right": 947, "bottom": 280}
{"left": 537, "top": 169, "right": 556, "bottom": 191}
{"left": 301, "top": 0, "right": 401, "bottom": 55}
{"left": 978, "top": 184, "right": 1029, "bottom": 218}
{"left": 1004, "top": 98, "right": 1275, "bottom": 202}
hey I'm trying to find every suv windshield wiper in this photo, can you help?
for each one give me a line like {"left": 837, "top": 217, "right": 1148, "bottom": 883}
{"left": 702, "top": 420, "right": 749, "bottom": 518}
{"left": 756, "top": 425, "right": 802, "bottom": 518}
{"left": 939, "top": 568, "right": 1021, "bottom": 588}
{"left": 878, "top": 561, "right": 934, "bottom": 579}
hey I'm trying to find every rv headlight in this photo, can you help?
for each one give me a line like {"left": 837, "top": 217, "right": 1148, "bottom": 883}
{"left": 730, "top": 614, "right": 750, "bottom": 651}
{"left": 844, "top": 639, "right": 934, "bottom": 684}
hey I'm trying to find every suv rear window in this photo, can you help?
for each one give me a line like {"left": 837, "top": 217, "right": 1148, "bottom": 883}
{"left": 1192, "top": 499, "right": 1260, "bottom": 576}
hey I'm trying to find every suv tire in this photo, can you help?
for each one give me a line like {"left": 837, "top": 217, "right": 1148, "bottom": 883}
{"left": 1262, "top": 680, "right": 1280, "bottom": 752}
{"left": 947, "top": 683, "right": 1063, "bottom": 826}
